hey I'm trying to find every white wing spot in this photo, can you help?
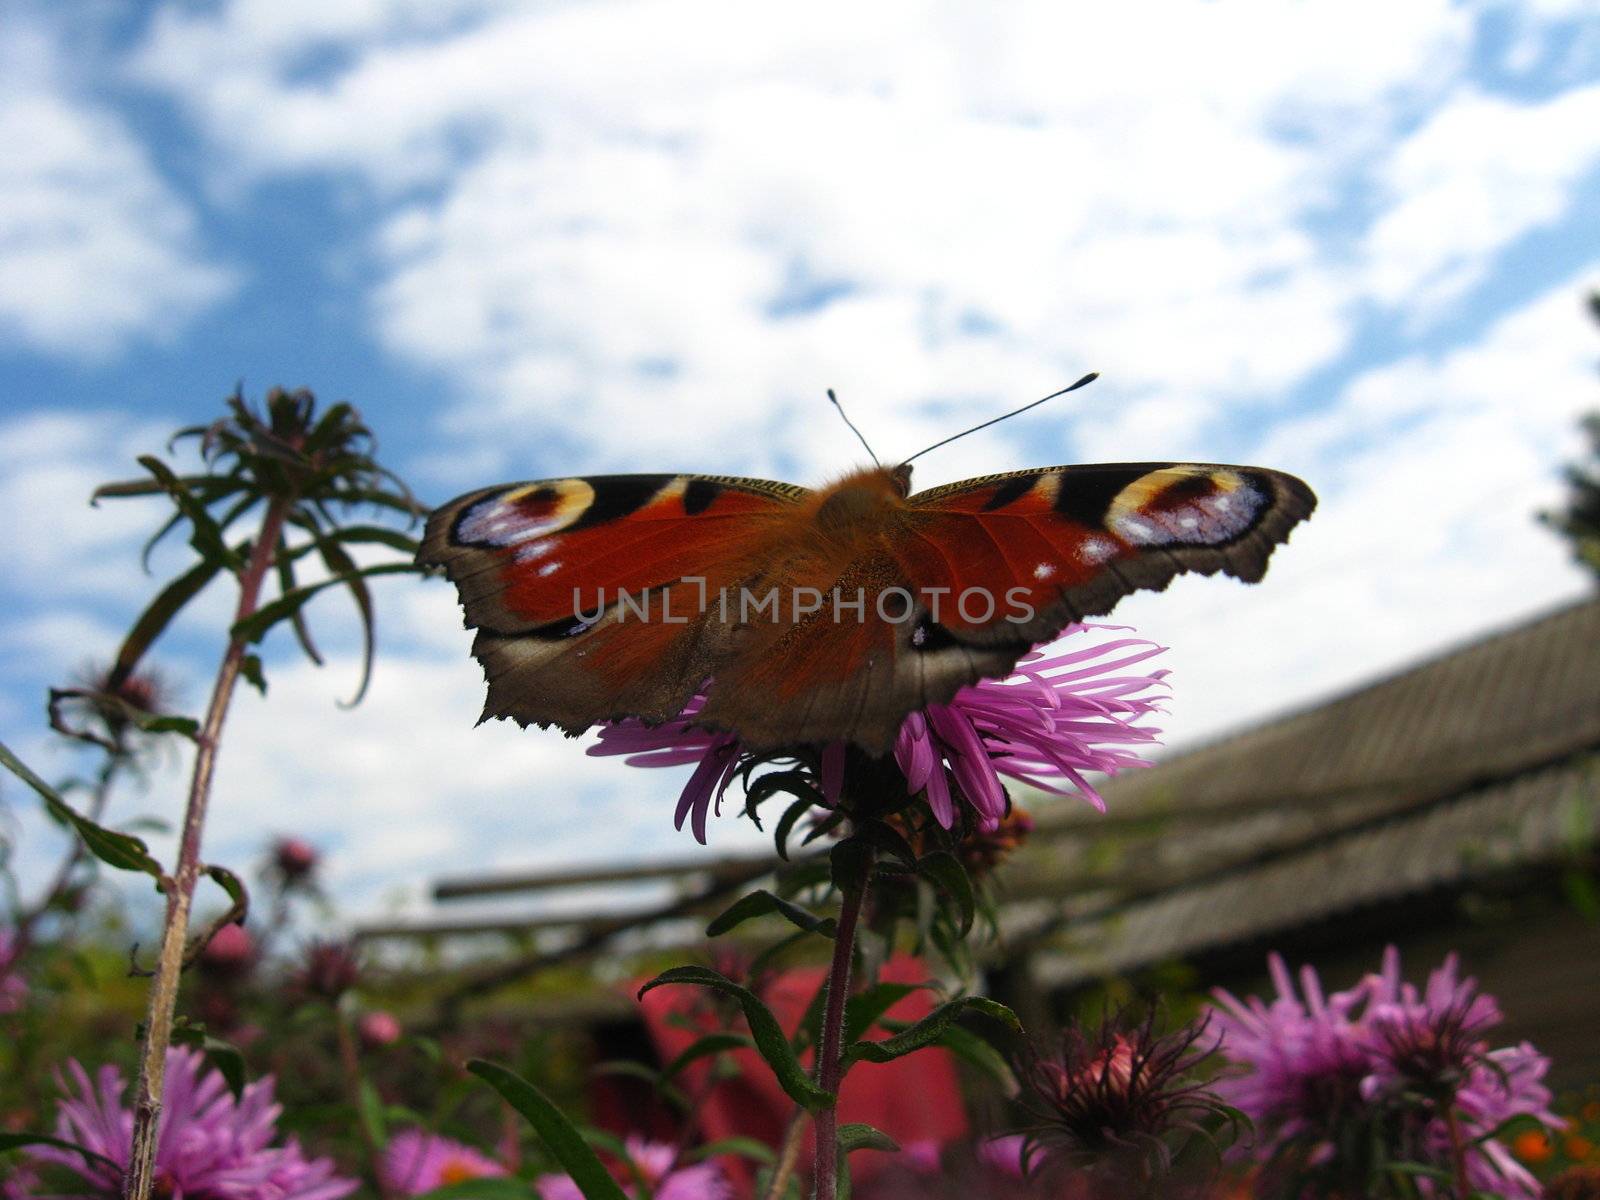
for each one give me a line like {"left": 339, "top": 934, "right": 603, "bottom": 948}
{"left": 537, "top": 560, "right": 563, "bottom": 577}
{"left": 1033, "top": 561, "right": 1057, "bottom": 580}
{"left": 1078, "top": 536, "right": 1118, "bottom": 563}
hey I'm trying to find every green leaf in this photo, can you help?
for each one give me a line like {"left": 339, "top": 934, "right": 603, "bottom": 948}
{"left": 931, "top": 1023, "right": 1018, "bottom": 1094}
{"left": 773, "top": 795, "right": 816, "bottom": 861}
{"left": 410, "top": 1179, "right": 536, "bottom": 1200}
{"left": 830, "top": 838, "right": 875, "bottom": 895}
{"left": 0, "top": 1131, "right": 123, "bottom": 1173}
{"left": 683, "top": 1137, "right": 776, "bottom": 1165}
{"left": 136, "top": 455, "right": 242, "bottom": 569}
{"left": 359, "top": 1078, "right": 387, "bottom": 1147}
{"left": 108, "top": 554, "right": 225, "bottom": 687}
{"left": 171, "top": 1024, "right": 248, "bottom": 1099}
{"left": 0, "top": 740, "right": 162, "bottom": 878}
{"left": 661, "top": 1033, "right": 755, "bottom": 1081}
{"left": 844, "top": 996, "right": 1020, "bottom": 1066}
{"left": 637, "top": 967, "right": 832, "bottom": 1111}
{"left": 312, "top": 530, "right": 380, "bottom": 705}
{"left": 916, "top": 852, "right": 974, "bottom": 936}
{"left": 838, "top": 1123, "right": 900, "bottom": 1154}
{"left": 231, "top": 562, "right": 415, "bottom": 646}
{"left": 843, "top": 982, "right": 935, "bottom": 1044}
{"left": 274, "top": 534, "right": 324, "bottom": 669}
{"left": 239, "top": 653, "right": 267, "bottom": 696}
{"left": 705, "top": 890, "right": 836, "bottom": 939}
{"left": 467, "top": 1061, "right": 629, "bottom": 1200}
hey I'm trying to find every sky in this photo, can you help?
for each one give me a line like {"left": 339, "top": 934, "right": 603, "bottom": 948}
{"left": 1, "top": 0, "right": 1597, "bottom": 932}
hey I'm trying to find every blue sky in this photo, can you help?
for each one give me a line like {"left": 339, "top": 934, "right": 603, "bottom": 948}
{"left": 1, "top": 0, "right": 1597, "bottom": 930}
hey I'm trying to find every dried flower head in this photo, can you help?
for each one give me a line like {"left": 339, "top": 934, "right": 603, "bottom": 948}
{"left": 198, "top": 922, "right": 256, "bottom": 980}
{"left": 271, "top": 837, "right": 321, "bottom": 888}
{"left": 591, "top": 625, "right": 1164, "bottom": 843}
{"left": 1012, "top": 1008, "right": 1231, "bottom": 1191}
{"left": 49, "top": 664, "right": 176, "bottom": 757}
{"left": 31, "top": 1047, "right": 355, "bottom": 1200}
{"left": 295, "top": 939, "right": 361, "bottom": 1001}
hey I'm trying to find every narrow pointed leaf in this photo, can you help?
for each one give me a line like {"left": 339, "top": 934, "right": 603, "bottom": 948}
{"left": 0, "top": 1131, "right": 123, "bottom": 1173}
{"left": 136, "top": 455, "right": 241, "bottom": 568}
{"left": 0, "top": 740, "right": 162, "bottom": 878}
{"left": 844, "top": 997, "right": 1019, "bottom": 1065}
{"left": 838, "top": 1124, "right": 900, "bottom": 1154}
{"left": 638, "top": 966, "right": 832, "bottom": 1110}
{"left": 313, "top": 531, "right": 377, "bottom": 705}
{"left": 661, "top": 1033, "right": 755, "bottom": 1081}
{"left": 231, "top": 562, "right": 415, "bottom": 646}
{"left": 843, "top": 982, "right": 935, "bottom": 1044}
{"left": 275, "top": 536, "right": 323, "bottom": 667}
{"left": 109, "top": 555, "right": 224, "bottom": 687}
{"left": 467, "top": 1061, "right": 629, "bottom": 1200}
{"left": 705, "top": 889, "right": 836, "bottom": 939}
{"left": 916, "top": 851, "right": 974, "bottom": 936}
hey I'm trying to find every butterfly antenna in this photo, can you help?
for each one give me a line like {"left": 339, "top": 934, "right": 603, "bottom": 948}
{"left": 827, "top": 388, "right": 882, "bottom": 467}
{"left": 899, "top": 372, "right": 1100, "bottom": 465}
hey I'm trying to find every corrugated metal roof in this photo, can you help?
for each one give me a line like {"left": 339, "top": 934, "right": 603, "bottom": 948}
{"left": 1012, "top": 598, "right": 1600, "bottom": 987}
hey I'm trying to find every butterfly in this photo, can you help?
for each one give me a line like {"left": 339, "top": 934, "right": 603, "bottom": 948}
{"left": 420, "top": 407, "right": 1315, "bottom": 756}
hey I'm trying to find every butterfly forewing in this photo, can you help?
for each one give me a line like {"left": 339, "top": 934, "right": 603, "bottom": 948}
{"left": 419, "top": 472, "right": 808, "bottom": 732}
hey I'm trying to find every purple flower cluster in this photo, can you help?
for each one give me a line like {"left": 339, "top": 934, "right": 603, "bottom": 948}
{"left": 591, "top": 625, "right": 1166, "bottom": 842}
{"left": 1209, "top": 946, "right": 1556, "bottom": 1199}
{"left": 31, "top": 1047, "right": 355, "bottom": 1200}
{"left": 535, "top": 1138, "right": 730, "bottom": 1200}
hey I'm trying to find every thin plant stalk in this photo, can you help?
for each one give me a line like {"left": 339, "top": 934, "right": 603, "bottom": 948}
{"left": 763, "top": 1109, "right": 808, "bottom": 1200}
{"left": 335, "top": 1007, "right": 396, "bottom": 1200}
{"left": 811, "top": 870, "right": 870, "bottom": 1200}
{"left": 123, "top": 499, "right": 290, "bottom": 1200}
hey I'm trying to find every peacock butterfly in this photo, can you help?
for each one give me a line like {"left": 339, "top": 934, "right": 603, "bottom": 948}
{"left": 419, "top": 385, "right": 1315, "bottom": 754}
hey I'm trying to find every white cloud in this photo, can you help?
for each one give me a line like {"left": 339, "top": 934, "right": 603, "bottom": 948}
{"left": 1122, "top": 268, "right": 1599, "bottom": 750}
{"left": 1362, "top": 83, "right": 1600, "bottom": 315}
{"left": 128, "top": 0, "right": 1506, "bottom": 480}
{"left": 0, "top": 21, "right": 235, "bottom": 356}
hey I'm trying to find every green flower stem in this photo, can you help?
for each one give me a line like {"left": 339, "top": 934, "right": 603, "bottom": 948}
{"left": 812, "top": 864, "right": 870, "bottom": 1200}
{"left": 124, "top": 498, "right": 290, "bottom": 1200}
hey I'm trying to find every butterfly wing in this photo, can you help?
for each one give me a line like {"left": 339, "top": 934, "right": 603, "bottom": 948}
{"left": 697, "top": 462, "right": 1314, "bottom": 752}
{"left": 903, "top": 462, "right": 1316, "bottom": 643}
{"left": 419, "top": 473, "right": 807, "bottom": 733}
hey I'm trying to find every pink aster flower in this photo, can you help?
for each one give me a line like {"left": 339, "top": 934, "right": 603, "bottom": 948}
{"left": 1208, "top": 947, "right": 1556, "bottom": 1200}
{"left": 31, "top": 1046, "right": 356, "bottom": 1200}
{"left": 535, "top": 1138, "right": 731, "bottom": 1200}
{"left": 1361, "top": 947, "right": 1556, "bottom": 1200}
{"left": 0, "top": 925, "right": 26, "bottom": 1014}
{"left": 590, "top": 625, "right": 1166, "bottom": 842}
{"left": 1208, "top": 952, "right": 1376, "bottom": 1152}
{"left": 381, "top": 1129, "right": 506, "bottom": 1195}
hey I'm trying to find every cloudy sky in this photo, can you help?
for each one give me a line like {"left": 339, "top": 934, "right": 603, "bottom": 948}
{"left": 1, "top": 0, "right": 1597, "bottom": 929}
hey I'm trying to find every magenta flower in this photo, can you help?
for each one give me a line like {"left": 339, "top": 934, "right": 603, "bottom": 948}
{"left": 535, "top": 1138, "right": 731, "bottom": 1200}
{"left": 0, "top": 926, "right": 26, "bottom": 1015}
{"left": 1361, "top": 947, "right": 1556, "bottom": 1199}
{"left": 31, "top": 1046, "right": 356, "bottom": 1200}
{"left": 1208, "top": 952, "right": 1376, "bottom": 1150}
{"left": 1208, "top": 948, "right": 1556, "bottom": 1200}
{"left": 381, "top": 1130, "right": 506, "bottom": 1195}
{"left": 590, "top": 625, "right": 1166, "bottom": 842}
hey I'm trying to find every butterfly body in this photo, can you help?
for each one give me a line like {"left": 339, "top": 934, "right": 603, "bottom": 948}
{"left": 421, "top": 460, "right": 1314, "bottom": 753}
